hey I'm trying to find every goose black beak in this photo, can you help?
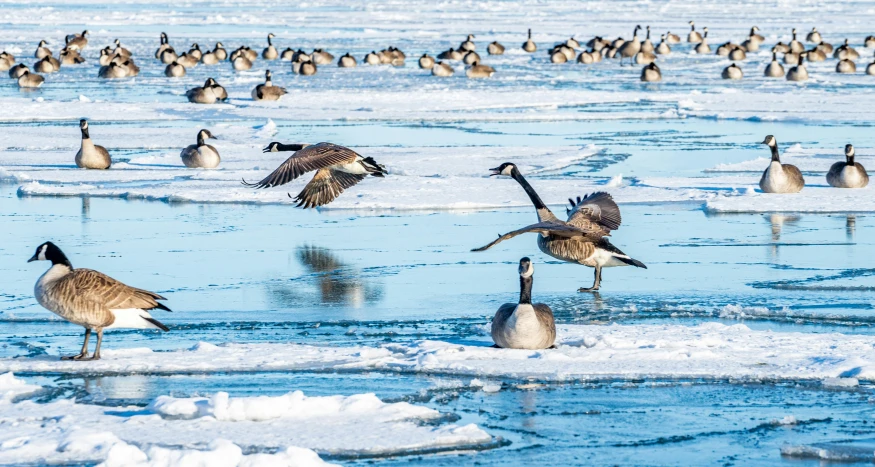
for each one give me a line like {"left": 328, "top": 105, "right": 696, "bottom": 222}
{"left": 27, "top": 254, "right": 38, "bottom": 263}
{"left": 489, "top": 167, "right": 501, "bottom": 176}
{"left": 262, "top": 146, "right": 271, "bottom": 153}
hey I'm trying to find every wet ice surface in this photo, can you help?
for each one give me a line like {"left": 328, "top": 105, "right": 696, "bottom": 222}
{"left": 4, "top": 0, "right": 875, "bottom": 464}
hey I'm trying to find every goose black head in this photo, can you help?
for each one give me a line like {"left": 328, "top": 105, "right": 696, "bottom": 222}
{"left": 198, "top": 129, "right": 216, "bottom": 141}
{"left": 518, "top": 257, "right": 534, "bottom": 277}
{"left": 761, "top": 135, "right": 776, "bottom": 147}
{"left": 489, "top": 162, "right": 517, "bottom": 177}
{"left": 846, "top": 144, "right": 855, "bottom": 159}
{"left": 263, "top": 142, "right": 281, "bottom": 153}
{"left": 28, "top": 241, "right": 71, "bottom": 267}
{"left": 79, "top": 119, "right": 90, "bottom": 138}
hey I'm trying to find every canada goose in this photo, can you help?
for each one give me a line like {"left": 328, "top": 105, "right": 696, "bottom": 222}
{"left": 577, "top": 50, "right": 601, "bottom": 64}
{"left": 431, "top": 61, "right": 454, "bottom": 76}
{"left": 188, "top": 43, "right": 202, "bottom": 61}
{"left": 120, "top": 59, "right": 139, "bottom": 77}
{"left": 789, "top": 29, "right": 805, "bottom": 53}
{"left": 364, "top": 51, "right": 380, "bottom": 65}
{"left": 418, "top": 53, "right": 435, "bottom": 69}
{"left": 75, "top": 119, "right": 111, "bottom": 169}
{"left": 773, "top": 42, "right": 790, "bottom": 54}
{"left": 60, "top": 49, "right": 85, "bottom": 65}
{"left": 748, "top": 26, "right": 765, "bottom": 43}
{"left": 640, "top": 62, "right": 662, "bottom": 81}
{"left": 522, "top": 29, "right": 537, "bottom": 52}
{"left": 160, "top": 47, "right": 178, "bottom": 64}
{"left": 99, "top": 49, "right": 114, "bottom": 66}
{"left": 487, "top": 41, "right": 505, "bottom": 55}
{"left": 666, "top": 31, "right": 681, "bottom": 44}
{"left": 463, "top": 50, "right": 482, "bottom": 65}
{"left": 491, "top": 257, "right": 556, "bottom": 350}
{"left": 722, "top": 63, "right": 743, "bottom": 80}
{"left": 466, "top": 61, "right": 495, "bottom": 78}
{"left": 208, "top": 78, "right": 227, "bottom": 101}
{"left": 180, "top": 129, "right": 220, "bottom": 169}
{"left": 634, "top": 27, "right": 652, "bottom": 54}
{"left": 35, "top": 40, "right": 51, "bottom": 59}
{"left": 786, "top": 53, "right": 809, "bottom": 81}
{"left": 243, "top": 142, "right": 387, "bottom": 208}
{"left": 817, "top": 41, "right": 834, "bottom": 54}
{"left": 214, "top": 42, "right": 227, "bottom": 60}
{"left": 9, "top": 64, "right": 29, "bottom": 79}
{"left": 252, "top": 70, "right": 287, "bottom": 101}
{"left": 784, "top": 51, "right": 801, "bottom": 65}
{"left": 17, "top": 70, "right": 44, "bottom": 88}
{"left": 176, "top": 52, "right": 199, "bottom": 68}
{"left": 695, "top": 28, "right": 710, "bottom": 53}
{"left": 764, "top": 50, "right": 785, "bottom": 77}
{"left": 65, "top": 30, "right": 89, "bottom": 50}
{"left": 201, "top": 49, "right": 218, "bottom": 65}
{"left": 34, "top": 55, "right": 59, "bottom": 73}
{"left": 0, "top": 52, "right": 15, "bottom": 71}
{"left": 827, "top": 144, "right": 869, "bottom": 188}
{"left": 807, "top": 27, "right": 822, "bottom": 43}
{"left": 867, "top": 52, "right": 875, "bottom": 75}
{"left": 566, "top": 37, "right": 580, "bottom": 49}
{"left": 587, "top": 36, "right": 610, "bottom": 51}
{"left": 186, "top": 78, "right": 219, "bottom": 104}
{"left": 866, "top": 36, "right": 875, "bottom": 48}
{"left": 155, "top": 32, "right": 171, "bottom": 59}
{"left": 338, "top": 53, "right": 357, "bottom": 67}
{"left": 837, "top": 58, "right": 857, "bottom": 73}
{"left": 805, "top": 47, "right": 826, "bottom": 62}
{"left": 232, "top": 53, "right": 252, "bottom": 71}
{"left": 291, "top": 49, "right": 310, "bottom": 63}
{"left": 243, "top": 46, "right": 258, "bottom": 61}
{"left": 618, "top": 25, "right": 642, "bottom": 64}
{"left": 262, "top": 33, "right": 278, "bottom": 60}
{"left": 460, "top": 34, "right": 476, "bottom": 51}
{"left": 437, "top": 48, "right": 463, "bottom": 60}
{"left": 474, "top": 163, "right": 646, "bottom": 292}
{"left": 112, "top": 39, "right": 131, "bottom": 58}
{"left": 741, "top": 37, "right": 760, "bottom": 52}
{"left": 311, "top": 49, "right": 334, "bottom": 65}
{"left": 603, "top": 45, "right": 620, "bottom": 59}
{"left": 759, "top": 135, "right": 804, "bottom": 193}
{"left": 716, "top": 42, "right": 734, "bottom": 56}
{"left": 611, "top": 37, "right": 626, "bottom": 49}
{"left": 634, "top": 50, "right": 656, "bottom": 65}
{"left": 550, "top": 48, "right": 568, "bottom": 63}
{"left": 729, "top": 46, "right": 746, "bottom": 60}
{"left": 295, "top": 57, "right": 317, "bottom": 75}
{"left": 165, "top": 61, "right": 186, "bottom": 77}
{"left": 656, "top": 35, "right": 671, "bottom": 54}
{"left": 835, "top": 39, "right": 860, "bottom": 60}
{"left": 688, "top": 21, "right": 703, "bottom": 43}
{"left": 28, "top": 241, "right": 169, "bottom": 361}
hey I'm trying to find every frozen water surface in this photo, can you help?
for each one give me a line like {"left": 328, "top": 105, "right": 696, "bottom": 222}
{"left": 3, "top": 0, "right": 875, "bottom": 464}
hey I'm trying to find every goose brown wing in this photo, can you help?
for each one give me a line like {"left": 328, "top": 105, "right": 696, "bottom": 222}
{"left": 66, "top": 269, "right": 169, "bottom": 311}
{"left": 566, "top": 191, "right": 621, "bottom": 234}
{"left": 291, "top": 168, "right": 367, "bottom": 208}
{"left": 244, "top": 142, "right": 360, "bottom": 189}
{"left": 472, "top": 221, "right": 594, "bottom": 252}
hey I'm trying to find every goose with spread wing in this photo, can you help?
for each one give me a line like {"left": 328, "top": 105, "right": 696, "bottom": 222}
{"left": 243, "top": 142, "right": 387, "bottom": 208}
{"left": 472, "top": 162, "right": 646, "bottom": 292}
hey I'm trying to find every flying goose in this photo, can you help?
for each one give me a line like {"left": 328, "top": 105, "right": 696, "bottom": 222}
{"left": 466, "top": 61, "right": 495, "bottom": 78}
{"left": 722, "top": 63, "right": 743, "bottom": 79}
{"left": 252, "top": 70, "right": 287, "bottom": 101}
{"left": 487, "top": 41, "right": 505, "bottom": 55}
{"left": 656, "top": 35, "right": 671, "bottom": 54}
{"left": 618, "top": 25, "right": 642, "bottom": 65}
{"left": 181, "top": 129, "right": 220, "bottom": 168}
{"left": 17, "top": 70, "right": 44, "bottom": 88}
{"left": 807, "top": 27, "right": 822, "bottom": 43}
{"left": 418, "top": 53, "right": 435, "bottom": 69}
{"left": 522, "top": 29, "right": 537, "bottom": 52}
{"left": 75, "top": 119, "right": 111, "bottom": 169}
{"left": 759, "top": 135, "right": 804, "bottom": 193}
{"left": 491, "top": 257, "right": 556, "bottom": 350}
{"left": 827, "top": 144, "right": 869, "bottom": 188}
{"left": 789, "top": 28, "right": 805, "bottom": 53}
{"left": 837, "top": 58, "right": 857, "bottom": 73}
{"left": 34, "top": 55, "right": 60, "bottom": 73}
{"left": 432, "top": 61, "right": 454, "bottom": 76}
{"left": 694, "top": 28, "right": 710, "bottom": 53}
{"left": 9, "top": 64, "right": 29, "bottom": 79}
{"left": 262, "top": 33, "right": 278, "bottom": 60}
{"left": 460, "top": 34, "right": 476, "bottom": 51}
{"left": 165, "top": 61, "right": 186, "bottom": 77}
{"left": 35, "top": 40, "right": 52, "bottom": 59}
{"left": 214, "top": 42, "right": 228, "bottom": 61}
{"left": 786, "top": 53, "right": 808, "bottom": 81}
{"left": 764, "top": 49, "right": 785, "bottom": 77}
{"left": 640, "top": 62, "right": 662, "bottom": 81}
{"left": 65, "top": 30, "right": 89, "bottom": 50}
{"left": 243, "top": 142, "right": 386, "bottom": 208}
{"left": 473, "top": 163, "right": 646, "bottom": 292}
{"left": 665, "top": 31, "right": 681, "bottom": 44}
{"left": 28, "top": 241, "right": 169, "bottom": 361}
{"left": 338, "top": 53, "right": 357, "bottom": 67}
{"left": 688, "top": 21, "right": 702, "bottom": 43}
{"left": 186, "top": 78, "right": 221, "bottom": 104}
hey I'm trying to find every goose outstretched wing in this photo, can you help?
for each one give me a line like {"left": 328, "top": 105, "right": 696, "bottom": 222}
{"left": 565, "top": 191, "right": 621, "bottom": 234}
{"left": 290, "top": 168, "right": 367, "bottom": 208}
{"left": 471, "top": 221, "right": 594, "bottom": 252}
{"left": 243, "top": 142, "right": 360, "bottom": 189}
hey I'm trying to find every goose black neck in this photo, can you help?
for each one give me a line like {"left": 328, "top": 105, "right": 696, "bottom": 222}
{"left": 769, "top": 144, "right": 780, "bottom": 162}
{"left": 197, "top": 135, "right": 206, "bottom": 146}
{"left": 268, "top": 36, "right": 273, "bottom": 46}
{"left": 519, "top": 275, "right": 532, "bottom": 305}
{"left": 277, "top": 143, "right": 306, "bottom": 152}
{"left": 81, "top": 127, "right": 90, "bottom": 139}
{"left": 47, "top": 246, "right": 73, "bottom": 268}
{"left": 848, "top": 154, "right": 855, "bottom": 165}
{"left": 510, "top": 167, "right": 548, "bottom": 211}
{"left": 772, "top": 51, "right": 777, "bottom": 61}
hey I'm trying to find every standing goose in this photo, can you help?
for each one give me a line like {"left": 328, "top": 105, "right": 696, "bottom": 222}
{"left": 786, "top": 52, "right": 809, "bottom": 81}
{"left": 28, "top": 242, "right": 169, "bottom": 361}
{"left": 487, "top": 41, "right": 505, "bottom": 55}
{"left": 75, "top": 119, "right": 111, "bottom": 169}
{"left": 742, "top": 26, "right": 764, "bottom": 52}
{"left": 431, "top": 61, "right": 454, "bottom": 76}
{"left": 473, "top": 163, "right": 646, "bottom": 292}
{"left": 656, "top": 34, "right": 671, "bottom": 54}
{"left": 180, "top": 129, "right": 220, "bottom": 169}
{"left": 789, "top": 28, "right": 805, "bottom": 53}
{"left": 640, "top": 62, "right": 662, "bottom": 81}
{"left": 694, "top": 28, "right": 710, "bottom": 53}
{"left": 466, "top": 61, "right": 495, "bottom": 78}
{"left": 252, "top": 70, "right": 287, "bottom": 101}
{"left": 665, "top": 31, "right": 681, "bottom": 44}
{"left": 522, "top": 29, "right": 537, "bottom": 52}
{"left": 243, "top": 142, "right": 387, "bottom": 208}
{"left": 34, "top": 55, "right": 60, "bottom": 73}
{"left": 338, "top": 53, "right": 357, "bottom": 67}
{"left": 418, "top": 53, "right": 435, "bottom": 69}
{"left": 722, "top": 63, "right": 743, "bottom": 79}
{"left": 759, "top": 135, "right": 804, "bottom": 193}
{"left": 263, "top": 33, "right": 278, "bottom": 60}
{"left": 641, "top": 26, "right": 654, "bottom": 53}
{"left": 807, "top": 27, "right": 822, "bottom": 43}
{"left": 827, "top": 144, "right": 869, "bottom": 188}
{"left": 764, "top": 49, "right": 785, "bottom": 77}
{"left": 17, "top": 70, "right": 45, "bottom": 88}
{"left": 65, "top": 30, "right": 89, "bottom": 50}
{"left": 688, "top": 21, "right": 703, "bottom": 43}
{"left": 165, "top": 61, "right": 186, "bottom": 77}
{"left": 460, "top": 34, "right": 476, "bottom": 52}
{"left": 35, "top": 40, "right": 52, "bottom": 59}
{"left": 618, "top": 25, "right": 642, "bottom": 65}
{"left": 491, "top": 257, "right": 556, "bottom": 350}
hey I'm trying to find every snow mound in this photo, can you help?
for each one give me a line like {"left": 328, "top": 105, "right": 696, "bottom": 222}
{"left": 0, "top": 372, "right": 41, "bottom": 403}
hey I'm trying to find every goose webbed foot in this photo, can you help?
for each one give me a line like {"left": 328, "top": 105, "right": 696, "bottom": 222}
{"left": 61, "top": 351, "right": 90, "bottom": 361}
{"left": 578, "top": 286, "right": 600, "bottom": 293}
{"left": 578, "top": 266, "right": 602, "bottom": 293}
{"left": 490, "top": 344, "right": 501, "bottom": 348}
{"left": 74, "top": 353, "right": 101, "bottom": 361}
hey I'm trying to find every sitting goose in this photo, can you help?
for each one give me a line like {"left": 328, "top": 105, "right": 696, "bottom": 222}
{"left": 187, "top": 43, "right": 202, "bottom": 61}
{"left": 155, "top": 32, "right": 171, "bottom": 59}
{"left": 243, "top": 142, "right": 387, "bottom": 208}
{"left": 242, "top": 46, "right": 258, "bottom": 61}
{"left": 694, "top": 28, "right": 711, "bottom": 53}
{"left": 160, "top": 47, "right": 178, "bottom": 64}
{"left": 491, "top": 257, "right": 556, "bottom": 350}
{"left": 9, "top": 64, "right": 29, "bottom": 79}
{"left": 214, "top": 42, "right": 228, "bottom": 61}
{"left": 65, "top": 30, "right": 89, "bottom": 50}
{"left": 0, "top": 52, "right": 15, "bottom": 71}
{"left": 837, "top": 58, "right": 856, "bottom": 73}
{"left": 34, "top": 55, "right": 60, "bottom": 73}
{"left": 866, "top": 36, "right": 875, "bottom": 48}
{"left": 764, "top": 49, "right": 785, "bottom": 77}
{"left": 807, "top": 27, "right": 822, "bottom": 43}
{"left": 634, "top": 49, "right": 656, "bottom": 65}
{"left": 437, "top": 48, "right": 463, "bottom": 60}
{"left": 17, "top": 70, "right": 44, "bottom": 88}
{"left": 231, "top": 49, "right": 253, "bottom": 70}
{"left": 311, "top": 49, "right": 334, "bottom": 65}
{"left": 460, "top": 34, "right": 476, "bottom": 52}
{"left": 262, "top": 33, "right": 278, "bottom": 60}
{"left": 742, "top": 26, "right": 764, "bottom": 52}
{"left": 688, "top": 21, "right": 703, "bottom": 43}
{"left": 180, "top": 129, "right": 220, "bottom": 169}
{"left": 665, "top": 31, "right": 681, "bottom": 44}
{"left": 294, "top": 57, "right": 317, "bottom": 75}
{"left": 28, "top": 241, "right": 169, "bottom": 361}
{"left": 487, "top": 41, "right": 505, "bottom": 55}
{"left": 463, "top": 50, "right": 482, "bottom": 65}
{"left": 656, "top": 34, "right": 671, "bottom": 54}
{"left": 827, "top": 144, "right": 869, "bottom": 188}
{"left": 252, "top": 70, "right": 287, "bottom": 101}
{"left": 60, "top": 49, "right": 85, "bottom": 65}
{"left": 640, "top": 62, "right": 662, "bottom": 81}
{"left": 729, "top": 46, "right": 746, "bottom": 60}
{"left": 722, "top": 63, "right": 743, "bottom": 79}
{"left": 75, "top": 119, "right": 111, "bottom": 169}
{"left": 835, "top": 39, "right": 860, "bottom": 60}
{"left": 867, "top": 52, "right": 875, "bottom": 75}
{"left": 773, "top": 42, "right": 791, "bottom": 53}
{"left": 165, "top": 61, "right": 186, "bottom": 77}
{"left": 817, "top": 41, "right": 834, "bottom": 54}
{"left": 112, "top": 39, "right": 132, "bottom": 58}
{"left": 759, "top": 135, "right": 804, "bottom": 193}
{"left": 473, "top": 163, "right": 646, "bottom": 292}
{"left": 35, "top": 40, "right": 52, "bottom": 59}
{"left": 789, "top": 28, "right": 805, "bottom": 53}
{"left": 186, "top": 78, "right": 220, "bottom": 104}
{"left": 418, "top": 53, "right": 435, "bottom": 69}
{"left": 364, "top": 51, "right": 381, "bottom": 65}
{"left": 786, "top": 53, "right": 809, "bottom": 81}
{"left": 432, "top": 61, "right": 454, "bottom": 76}
{"left": 466, "top": 61, "right": 495, "bottom": 78}
{"left": 176, "top": 52, "right": 199, "bottom": 68}
{"left": 577, "top": 49, "right": 601, "bottom": 64}
{"left": 98, "top": 62, "right": 127, "bottom": 79}
{"left": 522, "top": 29, "right": 537, "bottom": 52}
{"left": 338, "top": 53, "right": 357, "bottom": 67}
{"left": 806, "top": 46, "right": 827, "bottom": 62}
{"left": 201, "top": 48, "right": 218, "bottom": 65}
{"left": 640, "top": 26, "right": 654, "bottom": 53}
